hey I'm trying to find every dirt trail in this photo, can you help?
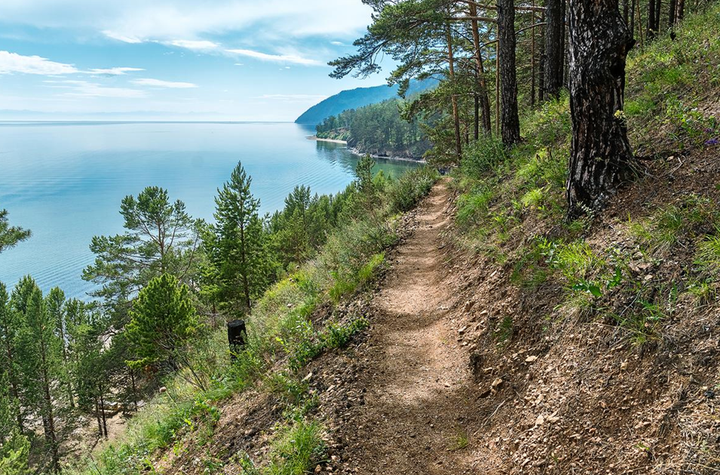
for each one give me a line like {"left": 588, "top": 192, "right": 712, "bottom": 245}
{"left": 338, "top": 180, "right": 479, "bottom": 474}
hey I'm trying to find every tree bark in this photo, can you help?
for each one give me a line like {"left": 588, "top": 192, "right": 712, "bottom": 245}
{"left": 531, "top": 6, "right": 537, "bottom": 106}
{"left": 669, "top": 0, "right": 678, "bottom": 25}
{"left": 544, "top": 0, "right": 565, "bottom": 98}
{"left": 539, "top": 10, "right": 546, "bottom": 102}
{"left": 567, "top": 0, "right": 636, "bottom": 217}
{"left": 647, "top": 0, "right": 656, "bottom": 38}
{"left": 469, "top": 3, "right": 493, "bottom": 134}
{"left": 676, "top": 0, "right": 684, "bottom": 21}
{"left": 99, "top": 387, "right": 108, "bottom": 439}
{"left": 498, "top": 0, "right": 521, "bottom": 145}
{"left": 446, "top": 25, "right": 463, "bottom": 159}
{"left": 130, "top": 368, "right": 138, "bottom": 412}
{"left": 95, "top": 397, "right": 103, "bottom": 437}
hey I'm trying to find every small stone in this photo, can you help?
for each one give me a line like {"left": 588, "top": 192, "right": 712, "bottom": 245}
{"left": 525, "top": 355, "right": 538, "bottom": 363}
{"left": 491, "top": 378, "right": 503, "bottom": 389}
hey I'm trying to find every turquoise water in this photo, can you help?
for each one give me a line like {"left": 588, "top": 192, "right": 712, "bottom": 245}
{"left": 0, "top": 122, "right": 417, "bottom": 299}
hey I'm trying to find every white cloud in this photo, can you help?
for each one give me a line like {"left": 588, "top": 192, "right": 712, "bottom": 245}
{"left": 226, "top": 49, "right": 322, "bottom": 66}
{"left": 0, "top": 50, "right": 78, "bottom": 75}
{"left": 47, "top": 80, "right": 148, "bottom": 98}
{"left": 168, "top": 39, "right": 219, "bottom": 50}
{"left": 132, "top": 78, "right": 198, "bottom": 88}
{"left": 0, "top": 1, "right": 373, "bottom": 44}
{"left": 102, "top": 30, "right": 142, "bottom": 44}
{"left": 88, "top": 67, "right": 144, "bottom": 76}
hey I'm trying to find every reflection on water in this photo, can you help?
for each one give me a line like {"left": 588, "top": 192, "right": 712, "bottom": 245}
{"left": 0, "top": 122, "right": 418, "bottom": 299}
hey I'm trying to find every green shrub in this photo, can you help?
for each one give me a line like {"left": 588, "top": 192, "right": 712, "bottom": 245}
{"left": 461, "top": 136, "right": 508, "bottom": 179}
{"left": 265, "top": 420, "right": 324, "bottom": 475}
{"left": 388, "top": 167, "right": 438, "bottom": 212}
{"left": 456, "top": 187, "right": 494, "bottom": 229}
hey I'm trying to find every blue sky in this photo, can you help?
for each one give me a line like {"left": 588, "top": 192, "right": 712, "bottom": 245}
{"left": 0, "top": 0, "right": 387, "bottom": 121}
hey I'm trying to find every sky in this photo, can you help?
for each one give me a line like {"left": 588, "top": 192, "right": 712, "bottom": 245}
{"left": 0, "top": 0, "right": 388, "bottom": 121}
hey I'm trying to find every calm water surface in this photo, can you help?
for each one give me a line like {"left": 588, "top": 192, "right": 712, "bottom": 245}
{"left": 0, "top": 122, "right": 417, "bottom": 299}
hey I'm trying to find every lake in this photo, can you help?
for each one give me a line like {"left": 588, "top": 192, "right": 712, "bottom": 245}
{"left": 0, "top": 122, "right": 418, "bottom": 299}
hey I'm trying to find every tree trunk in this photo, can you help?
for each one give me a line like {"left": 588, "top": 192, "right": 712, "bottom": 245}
{"left": 531, "top": 7, "right": 537, "bottom": 106}
{"left": 676, "top": 0, "right": 684, "bottom": 21}
{"left": 539, "top": 11, "right": 546, "bottom": 102}
{"left": 446, "top": 25, "right": 463, "bottom": 159}
{"left": 498, "top": 0, "right": 521, "bottom": 145}
{"left": 545, "top": 0, "right": 565, "bottom": 98}
{"left": 567, "top": 0, "right": 636, "bottom": 217}
{"left": 668, "top": 0, "right": 677, "bottom": 25}
{"left": 654, "top": 0, "right": 662, "bottom": 33}
{"left": 95, "top": 397, "right": 103, "bottom": 437}
{"left": 495, "top": 38, "right": 500, "bottom": 135}
{"left": 636, "top": 0, "right": 645, "bottom": 46}
{"left": 630, "top": 0, "right": 637, "bottom": 37}
{"left": 648, "top": 0, "right": 656, "bottom": 38}
{"left": 469, "top": 3, "right": 492, "bottom": 133}
{"left": 99, "top": 389, "right": 108, "bottom": 439}
{"left": 130, "top": 368, "right": 138, "bottom": 412}
{"left": 562, "top": 0, "right": 568, "bottom": 86}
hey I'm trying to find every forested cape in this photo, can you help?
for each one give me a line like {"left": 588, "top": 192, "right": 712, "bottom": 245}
{"left": 316, "top": 99, "right": 432, "bottom": 159}
{"left": 2, "top": 0, "right": 720, "bottom": 472}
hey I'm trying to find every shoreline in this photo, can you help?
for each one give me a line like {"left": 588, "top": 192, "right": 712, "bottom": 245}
{"left": 347, "top": 147, "right": 426, "bottom": 164}
{"left": 307, "top": 135, "right": 426, "bottom": 164}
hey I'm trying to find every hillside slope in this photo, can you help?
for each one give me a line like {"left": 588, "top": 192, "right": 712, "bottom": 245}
{"left": 295, "top": 80, "right": 435, "bottom": 126}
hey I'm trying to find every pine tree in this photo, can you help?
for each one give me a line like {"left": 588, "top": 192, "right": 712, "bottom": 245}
{"left": 18, "top": 285, "right": 61, "bottom": 472}
{"left": 126, "top": 274, "right": 199, "bottom": 372}
{"left": 46, "top": 288, "right": 74, "bottom": 408}
{"left": 0, "top": 430, "right": 30, "bottom": 475}
{"left": 0, "top": 283, "right": 23, "bottom": 432}
{"left": 69, "top": 306, "right": 111, "bottom": 439}
{"left": 204, "top": 162, "right": 270, "bottom": 314}
{"left": 0, "top": 209, "right": 30, "bottom": 254}
{"left": 83, "top": 186, "right": 201, "bottom": 321}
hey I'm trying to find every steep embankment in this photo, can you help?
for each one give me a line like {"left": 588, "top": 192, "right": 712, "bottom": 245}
{"left": 314, "top": 148, "right": 720, "bottom": 475}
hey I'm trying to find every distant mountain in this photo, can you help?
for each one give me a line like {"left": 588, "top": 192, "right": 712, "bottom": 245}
{"left": 295, "top": 79, "right": 437, "bottom": 126}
